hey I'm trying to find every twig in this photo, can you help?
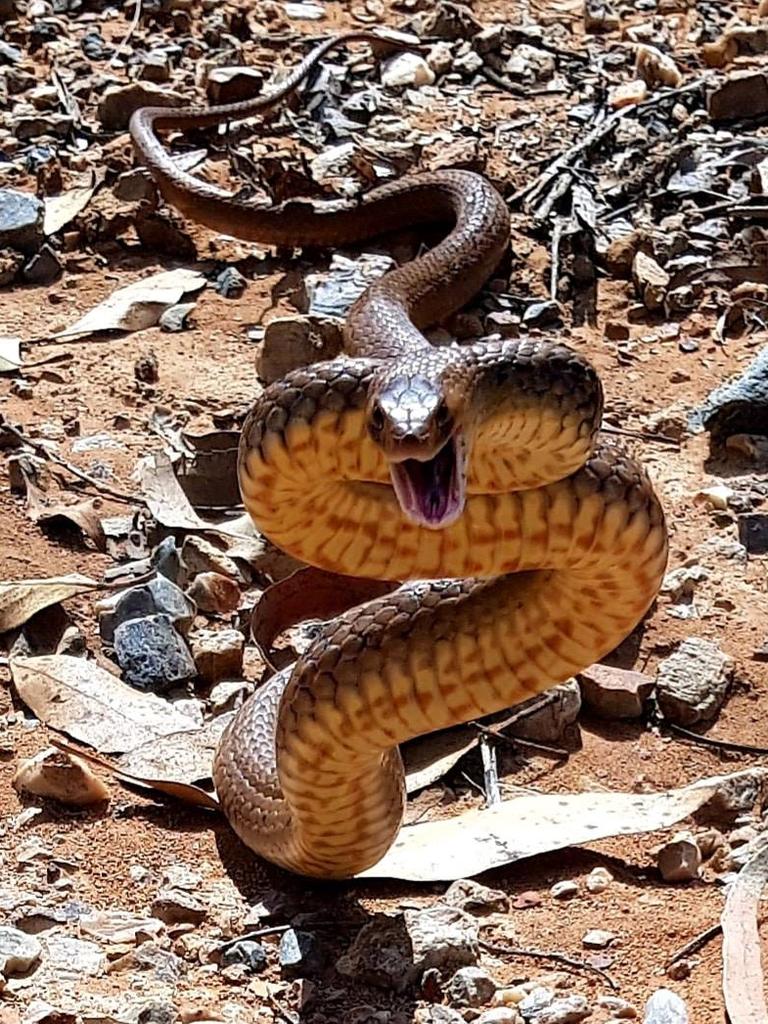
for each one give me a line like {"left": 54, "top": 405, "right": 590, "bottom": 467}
{"left": 479, "top": 733, "right": 501, "bottom": 807}
{"left": 600, "top": 424, "right": 681, "bottom": 448}
{"left": 481, "top": 939, "right": 619, "bottom": 990}
{"left": 1, "top": 418, "right": 140, "bottom": 506}
{"left": 218, "top": 925, "right": 291, "bottom": 951}
{"left": 666, "top": 922, "right": 722, "bottom": 968}
{"left": 109, "top": 0, "right": 143, "bottom": 68}
{"left": 478, "top": 66, "right": 569, "bottom": 98}
{"left": 666, "top": 721, "right": 768, "bottom": 757}
{"left": 550, "top": 216, "right": 564, "bottom": 300}
{"left": 470, "top": 721, "right": 568, "bottom": 759}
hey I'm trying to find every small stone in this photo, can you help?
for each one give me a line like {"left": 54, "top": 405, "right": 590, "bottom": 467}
{"left": 258, "top": 314, "right": 344, "bottom": 384}
{"left": 604, "top": 320, "right": 630, "bottom": 341}
{"left": 585, "top": 866, "right": 614, "bottom": 893}
{"left": 447, "top": 966, "right": 498, "bottom": 1007}
{"left": 135, "top": 351, "right": 159, "bottom": 384}
{"left": 485, "top": 311, "right": 520, "bottom": 338}
{"left": 113, "top": 614, "right": 197, "bottom": 692}
{"left": 41, "top": 934, "right": 106, "bottom": 978}
{"left": 279, "top": 928, "right": 323, "bottom": 979}
{"left": 633, "top": 251, "right": 669, "bottom": 311}
{"left": 22, "top": 244, "right": 61, "bottom": 284}
{"left": 221, "top": 939, "right": 268, "bottom": 973}
{"left": 506, "top": 44, "right": 555, "bottom": 81}
{"left": 97, "top": 82, "right": 184, "bottom": 131}
{"left": 518, "top": 987, "right": 554, "bottom": 1021}
{"left": 206, "top": 66, "right": 264, "bottom": 104}
{"left": 739, "top": 514, "right": 768, "bottom": 556}
{"left": 609, "top": 79, "right": 648, "bottom": 108}
{"left": 427, "top": 41, "right": 454, "bottom": 74}
{"left": 190, "top": 628, "right": 244, "bottom": 684}
{"left": 442, "top": 879, "right": 508, "bottom": 915}
{"left": 187, "top": 572, "right": 241, "bottom": 615}
{"left": 550, "top": 880, "right": 579, "bottom": 900}
{"left": 477, "top": 1010, "right": 523, "bottom": 1024}
{"left": 578, "top": 664, "right": 654, "bottom": 719}
{"left": 495, "top": 986, "right": 527, "bottom": 1006}
{"left": 643, "top": 988, "right": 688, "bottom": 1023}
{"left": 151, "top": 888, "right": 207, "bottom": 926}
{"left": 729, "top": 824, "right": 758, "bottom": 847}
{"left": 635, "top": 44, "right": 682, "bottom": 88}
{"left": 657, "top": 832, "right": 702, "bottom": 882}
{"left": 416, "top": 1008, "right": 465, "bottom": 1024}
{"left": 209, "top": 679, "right": 251, "bottom": 713}
{"left": 99, "top": 575, "right": 196, "bottom": 642}
{"left": 655, "top": 637, "right": 733, "bottom": 726}
{"left": 582, "top": 929, "right": 616, "bottom": 948}
{"left": 708, "top": 71, "right": 768, "bottom": 123}
{"left": 584, "top": 0, "right": 620, "bottom": 32}
{"left": 522, "top": 300, "right": 563, "bottom": 329}
{"left": 381, "top": 53, "right": 435, "bottom": 88}
{"left": 306, "top": 252, "right": 395, "bottom": 319}
{"left": 182, "top": 536, "right": 241, "bottom": 581}
{"left": 0, "top": 189, "right": 44, "bottom": 255}
{"left": 0, "top": 926, "right": 42, "bottom": 974}
{"left": 690, "top": 345, "right": 768, "bottom": 442}
{"left": 137, "top": 52, "right": 171, "bottom": 83}
{"left": 511, "top": 681, "right": 581, "bottom": 743}
{"left": 160, "top": 303, "right": 195, "bottom": 332}
{"left": 215, "top": 266, "right": 247, "bottom": 299}
{"left": 79, "top": 910, "right": 164, "bottom": 944}
{"left": 527, "top": 996, "right": 591, "bottom": 1024}
{"left": 598, "top": 996, "right": 637, "bottom": 1019}
{"left": 13, "top": 748, "right": 109, "bottom": 806}
{"left": 693, "top": 485, "right": 733, "bottom": 512}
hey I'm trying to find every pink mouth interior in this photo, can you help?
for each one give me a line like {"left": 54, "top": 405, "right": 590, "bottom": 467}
{"left": 389, "top": 436, "right": 466, "bottom": 529}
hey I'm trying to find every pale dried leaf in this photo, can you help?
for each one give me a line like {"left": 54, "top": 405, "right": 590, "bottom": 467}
{"left": 11, "top": 655, "right": 199, "bottom": 753}
{"left": 54, "top": 268, "right": 206, "bottom": 340}
{"left": 119, "top": 713, "right": 234, "bottom": 785}
{"left": 43, "top": 178, "right": 99, "bottom": 235}
{"left": 0, "top": 574, "right": 99, "bottom": 633}
{"left": 0, "top": 336, "right": 22, "bottom": 373}
{"left": 722, "top": 836, "right": 768, "bottom": 1023}
{"left": 25, "top": 480, "right": 106, "bottom": 550}
{"left": 358, "top": 769, "right": 766, "bottom": 881}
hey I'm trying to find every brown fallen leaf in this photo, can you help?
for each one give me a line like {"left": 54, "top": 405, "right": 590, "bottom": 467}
{"left": 25, "top": 477, "right": 107, "bottom": 551}
{"left": 10, "top": 655, "right": 199, "bottom": 753}
{"left": 50, "top": 738, "right": 220, "bottom": 811}
{"left": 13, "top": 746, "right": 110, "bottom": 805}
{"left": 0, "top": 573, "right": 99, "bottom": 633}
{"left": 721, "top": 836, "right": 768, "bottom": 1023}
{"left": 119, "top": 713, "right": 234, "bottom": 786}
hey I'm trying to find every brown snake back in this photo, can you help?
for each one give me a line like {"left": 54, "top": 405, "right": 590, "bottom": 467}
{"left": 130, "top": 34, "right": 668, "bottom": 879}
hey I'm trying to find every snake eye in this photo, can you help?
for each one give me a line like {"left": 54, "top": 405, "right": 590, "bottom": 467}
{"left": 370, "top": 403, "right": 385, "bottom": 434}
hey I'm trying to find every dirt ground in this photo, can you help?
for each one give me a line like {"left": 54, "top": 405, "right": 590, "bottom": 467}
{"left": 1, "top": 0, "right": 768, "bottom": 1021}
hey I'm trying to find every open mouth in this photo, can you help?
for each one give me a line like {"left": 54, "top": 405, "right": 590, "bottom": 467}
{"left": 389, "top": 434, "right": 466, "bottom": 529}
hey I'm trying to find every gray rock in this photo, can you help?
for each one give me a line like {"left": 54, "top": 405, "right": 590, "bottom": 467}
{"left": 137, "top": 52, "right": 171, "bottom": 83}
{"left": 415, "top": 1008, "right": 465, "bottom": 1024}
{"left": 655, "top": 637, "right": 733, "bottom": 725}
{"left": 337, "top": 906, "right": 478, "bottom": 992}
{"left": 0, "top": 189, "right": 44, "bottom": 255}
{"left": 113, "top": 614, "right": 196, "bottom": 692}
{"left": 739, "top": 513, "right": 768, "bottom": 556}
{"left": 708, "top": 70, "right": 768, "bottom": 123}
{"left": 522, "top": 300, "right": 563, "bottom": 329}
{"left": 98, "top": 81, "right": 185, "bottom": 131}
{"left": 22, "top": 244, "right": 61, "bottom": 284}
{"left": 689, "top": 344, "right": 768, "bottom": 441}
{"left": 221, "top": 939, "right": 267, "bottom": 973}
{"left": 99, "top": 575, "right": 195, "bottom": 642}
{"left": 447, "top": 965, "right": 497, "bottom": 1007}
{"left": 578, "top": 663, "right": 654, "bottom": 719}
{"left": 216, "top": 266, "right": 247, "bottom": 299}
{"left": 643, "top": 988, "right": 688, "bottom": 1023}
{"left": 442, "top": 878, "right": 508, "bottom": 915}
{"left": 519, "top": 988, "right": 555, "bottom": 1021}
{"left": 511, "top": 680, "right": 582, "bottom": 742}
{"left": 159, "top": 303, "right": 195, "bottom": 332}
{"left": 279, "top": 928, "right": 324, "bottom": 978}
{"left": 132, "top": 942, "right": 182, "bottom": 983}
{"left": 257, "top": 313, "right": 344, "bottom": 384}
{"left": 40, "top": 934, "right": 106, "bottom": 978}
{"left": 206, "top": 65, "right": 264, "bottom": 104}
{"left": 525, "top": 996, "right": 591, "bottom": 1024}
{"left": 152, "top": 537, "right": 182, "bottom": 582}
{"left": 0, "top": 925, "right": 41, "bottom": 974}
{"left": 305, "top": 252, "right": 395, "bottom": 319}
{"left": 151, "top": 888, "right": 206, "bottom": 926}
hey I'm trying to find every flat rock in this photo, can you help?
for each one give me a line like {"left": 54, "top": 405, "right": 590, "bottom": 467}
{"left": 655, "top": 637, "right": 733, "bottom": 725}
{"left": 257, "top": 314, "right": 344, "bottom": 384}
{"left": 0, "top": 189, "right": 44, "bottom": 255}
{"left": 98, "top": 82, "right": 185, "bottom": 131}
{"left": 113, "top": 614, "right": 197, "bottom": 692}
{"left": 578, "top": 663, "right": 654, "bottom": 719}
{"left": 415, "top": 1008, "right": 465, "bottom": 1024}
{"left": 40, "top": 934, "right": 106, "bottom": 979}
{"left": 447, "top": 966, "right": 498, "bottom": 1007}
{"left": 206, "top": 66, "right": 264, "bottom": 104}
{"left": 708, "top": 70, "right": 768, "bottom": 122}
{"left": 441, "top": 878, "right": 508, "bottom": 915}
{"left": 187, "top": 572, "right": 241, "bottom": 615}
{"left": 689, "top": 344, "right": 768, "bottom": 441}
{"left": 13, "top": 748, "right": 109, "bottom": 806}
{"left": 337, "top": 905, "right": 478, "bottom": 992}
{"left": 305, "top": 252, "right": 395, "bottom": 319}
{"left": 190, "top": 628, "right": 244, "bottom": 684}
{"left": 0, "top": 926, "right": 42, "bottom": 975}
{"left": 151, "top": 888, "right": 206, "bottom": 926}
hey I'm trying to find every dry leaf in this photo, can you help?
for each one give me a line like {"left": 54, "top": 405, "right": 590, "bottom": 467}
{"left": 0, "top": 574, "right": 99, "bottom": 633}
{"left": 54, "top": 268, "right": 206, "bottom": 340}
{"left": 119, "top": 713, "right": 233, "bottom": 786}
{"left": 721, "top": 836, "right": 768, "bottom": 1022}
{"left": 25, "top": 479, "right": 107, "bottom": 550}
{"left": 0, "top": 336, "right": 22, "bottom": 374}
{"left": 358, "top": 769, "right": 766, "bottom": 881}
{"left": 43, "top": 177, "right": 100, "bottom": 235}
{"left": 11, "top": 655, "right": 199, "bottom": 753}
{"left": 51, "top": 738, "right": 220, "bottom": 811}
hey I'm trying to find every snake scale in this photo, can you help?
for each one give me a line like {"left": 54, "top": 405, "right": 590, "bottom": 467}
{"left": 130, "top": 31, "right": 668, "bottom": 879}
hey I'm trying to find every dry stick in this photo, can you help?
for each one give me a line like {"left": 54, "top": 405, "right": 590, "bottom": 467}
{"left": 470, "top": 721, "right": 568, "bottom": 759}
{"left": 1, "top": 418, "right": 140, "bottom": 506}
{"left": 666, "top": 922, "right": 722, "bottom": 968}
{"left": 600, "top": 423, "right": 681, "bottom": 448}
{"left": 109, "top": 0, "right": 143, "bottom": 68}
{"left": 666, "top": 721, "right": 768, "bottom": 757}
{"left": 479, "top": 732, "right": 501, "bottom": 807}
{"left": 218, "top": 924, "right": 291, "bottom": 950}
{"left": 481, "top": 939, "right": 619, "bottom": 990}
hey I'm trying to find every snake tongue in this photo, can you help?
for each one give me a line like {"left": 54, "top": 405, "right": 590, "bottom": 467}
{"left": 389, "top": 435, "right": 465, "bottom": 529}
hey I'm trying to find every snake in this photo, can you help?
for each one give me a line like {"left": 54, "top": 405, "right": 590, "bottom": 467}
{"left": 130, "top": 31, "right": 669, "bottom": 880}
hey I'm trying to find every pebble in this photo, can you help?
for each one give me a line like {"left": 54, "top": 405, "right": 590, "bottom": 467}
{"left": 0, "top": 189, "right": 44, "bottom": 255}
{"left": 220, "top": 939, "right": 268, "bottom": 973}
{"left": 427, "top": 41, "right": 453, "bottom": 74}
{"left": 190, "top": 628, "right": 245, "bottom": 684}
{"left": 655, "top": 637, "right": 733, "bottom": 726}
{"left": 708, "top": 70, "right": 768, "bottom": 123}
{"left": 0, "top": 926, "right": 42, "bottom": 975}
{"left": 79, "top": 910, "right": 164, "bottom": 944}
{"left": 113, "top": 614, "right": 197, "bottom": 692}
{"left": 442, "top": 879, "right": 508, "bottom": 915}
{"left": 337, "top": 906, "right": 478, "bottom": 992}
{"left": 215, "top": 266, "right": 247, "bottom": 299}
{"left": 657, "top": 832, "right": 702, "bottom": 882}
{"left": 522, "top": 300, "right": 563, "bottom": 329}
{"left": 415, "top": 1008, "right": 465, "bottom": 1024}
{"left": 206, "top": 65, "right": 264, "bottom": 104}
{"left": 643, "top": 988, "right": 688, "bottom": 1023}
{"left": 582, "top": 929, "right": 616, "bottom": 948}
{"left": 22, "top": 244, "right": 61, "bottom": 284}
{"left": 99, "top": 575, "right": 196, "bottom": 642}
{"left": 550, "top": 881, "right": 578, "bottom": 900}
{"left": 598, "top": 995, "right": 638, "bottom": 1019}
{"left": 257, "top": 314, "right": 343, "bottom": 384}
{"left": 159, "top": 303, "right": 195, "bottom": 332}
{"left": 182, "top": 536, "right": 242, "bottom": 582}
{"left": 633, "top": 251, "right": 669, "bottom": 311}
{"left": 187, "top": 572, "right": 241, "bottom": 615}
{"left": 447, "top": 966, "right": 498, "bottom": 1007}
{"left": 609, "top": 79, "right": 649, "bottom": 108}
{"left": 151, "top": 888, "right": 207, "bottom": 926}
{"left": 97, "top": 81, "right": 185, "bottom": 131}
{"left": 477, "top": 1010, "right": 523, "bottom": 1024}
{"left": 585, "top": 866, "right": 614, "bottom": 893}
{"left": 12, "top": 748, "right": 109, "bottom": 806}
{"left": 578, "top": 664, "right": 654, "bottom": 719}
{"left": 381, "top": 53, "right": 435, "bottom": 88}
{"left": 279, "top": 928, "right": 323, "bottom": 979}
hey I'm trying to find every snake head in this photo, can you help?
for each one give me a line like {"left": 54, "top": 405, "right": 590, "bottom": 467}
{"left": 367, "top": 369, "right": 466, "bottom": 530}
